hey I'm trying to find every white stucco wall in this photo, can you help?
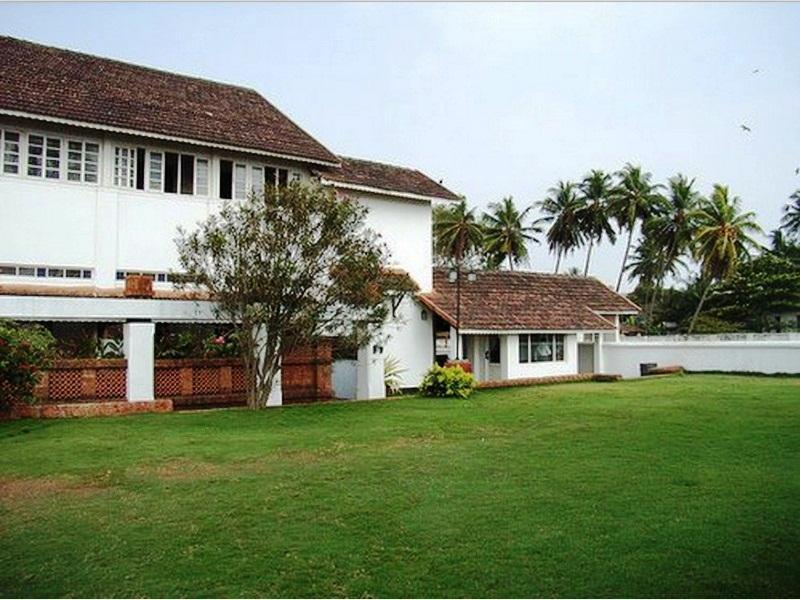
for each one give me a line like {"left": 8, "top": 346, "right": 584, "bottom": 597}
{"left": 347, "top": 191, "right": 433, "bottom": 292}
{"left": 1, "top": 118, "right": 437, "bottom": 383}
{"left": 383, "top": 296, "right": 434, "bottom": 388}
{"left": 505, "top": 333, "right": 579, "bottom": 379}
{"left": 603, "top": 340, "right": 800, "bottom": 378}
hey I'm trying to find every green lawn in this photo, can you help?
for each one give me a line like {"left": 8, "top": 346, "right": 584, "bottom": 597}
{"left": 1, "top": 374, "right": 799, "bottom": 598}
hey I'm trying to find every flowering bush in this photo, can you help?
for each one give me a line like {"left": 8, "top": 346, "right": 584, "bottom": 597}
{"left": 0, "top": 320, "right": 56, "bottom": 410}
{"left": 419, "top": 363, "right": 477, "bottom": 398}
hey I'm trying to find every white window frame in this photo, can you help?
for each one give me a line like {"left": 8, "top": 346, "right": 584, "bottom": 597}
{"left": 195, "top": 157, "right": 210, "bottom": 197}
{"left": 147, "top": 150, "right": 164, "bottom": 192}
{"left": 519, "top": 334, "right": 566, "bottom": 364}
{"left": 65, "top": 138, "right": 101, "bottom": 184}
{"left": 144, "top": 148, "right": 209, "bottom": 197}
{"left": 1, "top": 129, "right": 22, "bottom": 176}
{"left": 113, "top": 145, "right": 137, "bottom": 188}
{"left": 26, "top": 132, "right": 63, "bottom": 180}
{"left": 233, "top": 162, "right": 247, "bottom": 200}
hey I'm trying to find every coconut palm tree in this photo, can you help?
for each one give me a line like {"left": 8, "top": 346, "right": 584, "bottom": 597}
{"left": 608, "top": 164, "right": 663, "bottom": 291}
{"left": 643, "top": 174, "right": 702, "bottom": 319}
{"left": 432, "top": 199, "right": 484, "bottom": 266}
{"left": 781, "top": 190, "right": 800, "bottom": 238}
{"left": 688, "top": 184, "right": 762, "bottom": 333}
{"left": 537, "top": 181, "right": 585, "bottom": 273}
{"left": 482, "top": 196, "right": 543, "bottom": 270}
{"left": 577, "top": 170, "right": 616, "bottom": 276}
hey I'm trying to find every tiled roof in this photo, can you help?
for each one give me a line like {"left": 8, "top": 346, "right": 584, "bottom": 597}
{"left": 419, "top": 268, "right": 640, "bottom": 331}
{"left": 0, "top": 36, "right": 338, "bottom": 165}
{"left": 317, "top": 156, "right": 460, "bottom": 201}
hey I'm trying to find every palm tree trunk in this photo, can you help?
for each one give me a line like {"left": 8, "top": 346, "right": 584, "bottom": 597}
{"left": 583, "top": 239, "right": 594, "bottom": 276}
{"left": 615, "top": 226, "right": 635, "bottom": 292}
{"left": 688, "top": 281, "right": 712, "bottom": 334}
{"left": 508, "top": 253, "right": 514, "bottom": 271}
{"left": 554, "top": 250, "right": 562, "bottom": 274}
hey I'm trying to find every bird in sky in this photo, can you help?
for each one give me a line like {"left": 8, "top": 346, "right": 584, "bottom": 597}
{"left": 795, "top": 167, "right": 800, "bottom": 175}
{"left": 740, "top": 124, "right": 752, "bottom": 132}
{"left": 752, "top": 68, "right": 761, "bottom": 74}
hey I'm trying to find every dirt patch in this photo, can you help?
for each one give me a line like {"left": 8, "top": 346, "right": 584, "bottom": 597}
{"left": 0, "top": 476, "right": 104, "bottom": 504}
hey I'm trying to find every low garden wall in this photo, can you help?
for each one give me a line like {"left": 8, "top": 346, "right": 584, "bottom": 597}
{"left": 604, "top": 338, "right": 800, "bottom": 378}
{"left": 34, "top": 358, "right": 127, "bottom": 403}
{"left": 30, "top": 340, "right": 333, "bottom": 409}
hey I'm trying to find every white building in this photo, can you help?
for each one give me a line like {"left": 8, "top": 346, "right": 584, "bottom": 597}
{"left": 0, "top": 36, "right": 644, "bottom": 408}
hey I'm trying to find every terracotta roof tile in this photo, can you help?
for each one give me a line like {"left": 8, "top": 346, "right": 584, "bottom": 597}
{"left": 419, "top": 268, "right": 639, "bottom": 331}
{"left": 317, "top": 156, "right": 460, "bottom": 201}
{"left": 0, "top": 36, "right": 338, "bottom": 164}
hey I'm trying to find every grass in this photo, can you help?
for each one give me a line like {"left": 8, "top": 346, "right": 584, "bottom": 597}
{"left": 1, "top": 374, "right": 799, "bottom": 598}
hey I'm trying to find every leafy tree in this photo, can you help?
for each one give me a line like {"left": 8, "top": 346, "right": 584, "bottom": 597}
{"left": 432, "top": 199, "right": 485, "bottom": 268}
{"left": 688, "top": 184, "right": 762, "bottom": 333}
{"left": 577, "top": 170, "right": 616, "bottom": 276}
{"left": 537, "top": 181, "right": 585, "bottom": 273}
{"left": 769, "top": 229, "right": 800, "bottom": 266}
{"left": 482, "top": 196, "right": 543, "bottom": 270}
{"left": 0, "top": 320, "right": 56, "bottom": 410}
{"left": 176, "top": 183, "right": 391, "bottom": 409}
{"left": 781, "top": 190, "right": 800, "bottom": 239}
{"left": 710, "top": 253, "right": 800, "bottom": 331}
{"left": 609, "top": 164, "right": 663, "bottom": 291}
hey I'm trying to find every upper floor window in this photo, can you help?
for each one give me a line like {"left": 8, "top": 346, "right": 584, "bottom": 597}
{"left": 118, "top": 147, "right": 208, "bottom": 197}
{"left": 67, "top": 140, "right": 100, "bottom": 183}
{"left": 113, "top": 146, "right": 137, "bottom": 188}
{"left": 219, "top": 160, "right": 294, "bottom": 199}
{"left": 28, "top": 134, "right": 62, "bottom": 179}
{"left": 1, "top": 128, "right": 100, "bottom": 184}
{"left": 1, "top": 130, "right": 21, "bottom": 175}
{"left": 519, "top": 334, "right": 565, "bottom": 363}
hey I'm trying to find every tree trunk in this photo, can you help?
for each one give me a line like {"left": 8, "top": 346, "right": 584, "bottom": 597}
{"left": 508, "top": 253, "right": 514, "bottom": 271}
{"left": 554, "top": 250, "right": 562, "bottom": 274}
{"left": 248, "top": 324, "right": 281, "bottom": 409}
{"left": 583, "top": 239, "right": 594, "bottom": 276}
{"left": 615, "top": 226, "right": 635, "bottom": 292}
{"left": 688, "top": 282, "right": 712, "bottom": 334}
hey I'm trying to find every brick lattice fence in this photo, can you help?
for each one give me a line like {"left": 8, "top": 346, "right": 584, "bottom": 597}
{"left": 31, "top": 340, "right": 333, "bottom": 408}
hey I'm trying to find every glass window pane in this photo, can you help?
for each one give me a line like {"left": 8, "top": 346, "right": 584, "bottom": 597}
{"left": 518, "top": 334, "right": 529, "bottom": 363}
{"left": 251, "top": 166, "right": 263, "bottom": 194}
{"left": 149, "top": 152, "right": 163, "bottom": 191}
{"left": 196, "top": 158, "right": 209, "bottom": 196}
{"left": 532, "top": 335, "right": 553, "bottom": 362}
{"left": 554, "top": 335, "right": 565, "bottom": 361}
{"left": 234, "top": 164, "right": 247, "bottom": 199}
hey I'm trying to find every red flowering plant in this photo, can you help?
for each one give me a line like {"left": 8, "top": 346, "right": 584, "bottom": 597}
{"left": 0, "top": 320, "right": 56, "bottom": 410}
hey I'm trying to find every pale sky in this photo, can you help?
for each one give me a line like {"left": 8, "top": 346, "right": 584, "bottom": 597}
{"left": 2, "top": 2, "right": 799, "bottom": 289}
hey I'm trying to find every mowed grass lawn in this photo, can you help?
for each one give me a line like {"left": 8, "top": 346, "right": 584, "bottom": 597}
{"left": 1, "top": 374, "right": 799, "bottom": 598}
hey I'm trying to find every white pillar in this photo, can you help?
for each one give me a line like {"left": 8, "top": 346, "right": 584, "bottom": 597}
{"left": 123, "top": 321, "right": 154, "bottom": 402}
{"left": 499, "top": 334, "right": 515, "bottom": 380}
{"left": 357, "top": 340, "right": 385, "bottom": 400}
{"left": 594, "top": 333, "right": 605, "bottom": 374}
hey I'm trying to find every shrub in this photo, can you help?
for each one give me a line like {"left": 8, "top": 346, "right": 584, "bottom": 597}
{"left": 0, "top": 320, "right": 56, "bottom": 410}
{"left": 419, "top": 364, "right": 477, "bottom": 398}
{"left": 384, "top": 355, "right": 406, "bottom": 396}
